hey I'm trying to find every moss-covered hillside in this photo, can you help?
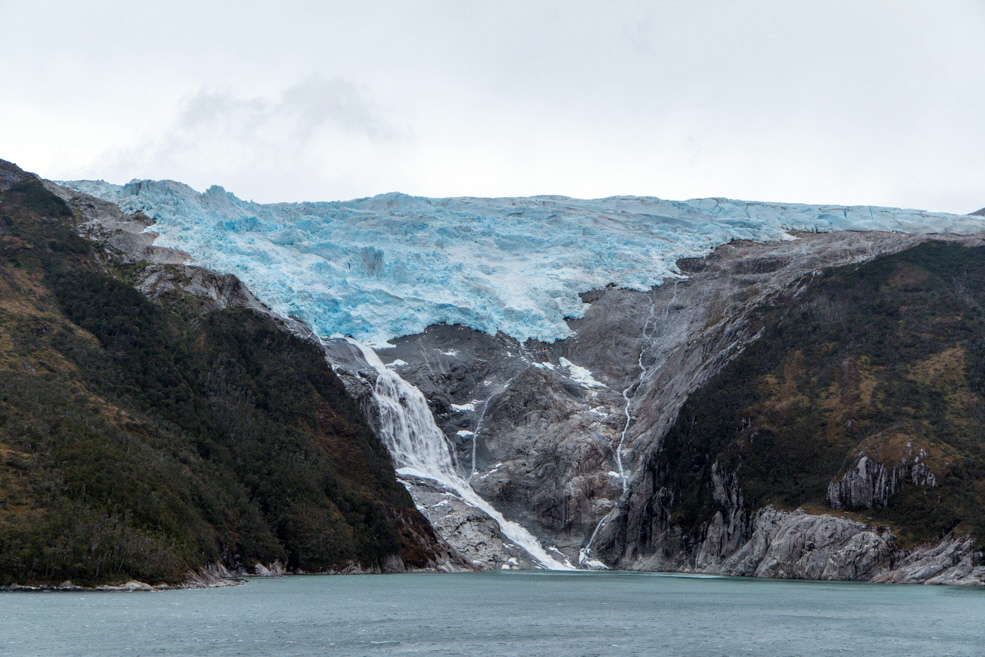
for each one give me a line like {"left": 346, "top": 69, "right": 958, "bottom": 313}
{"left": 0, "top": 160, "right": 439, "bottom": 586}
{"left": 658, "top": 240, "right": 985, "bottom": 547}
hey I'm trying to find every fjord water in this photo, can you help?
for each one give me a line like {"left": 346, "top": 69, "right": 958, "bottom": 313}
{"left": 3, "top": 573, "right": 983, "bottom": 657}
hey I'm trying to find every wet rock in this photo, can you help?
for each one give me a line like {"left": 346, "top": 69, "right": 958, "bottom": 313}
{"left": 252, "top": 561, "right": 286, "bottom": 577}
{"left": 694, "top": 463, "right": 749, "bottom": 571}
{"left": 827, "top": 456, "right": 900, "bottom": 510}
{"left": 716, "top": 508, "right": 897, "bottom": 581}
{"left": 399, "top": 474, "right": 541, "bottom": 570}
{"left": 183, "top": 563, "right": 243, "bottom": 588}
{"left": 696, "top": 506, "right": 984, "bottom": 585}
{"left": 827, "top": 449, "right": 938, "bottom": 511}
{"left": 874, "top": 534, "right": 984, "bottom": 585}
{"left": 378, "top": 324, "right": 626, "bottom": 561}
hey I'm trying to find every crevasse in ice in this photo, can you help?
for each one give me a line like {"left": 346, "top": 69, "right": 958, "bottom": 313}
{"left": 63, "top": 179, "right": 985, "bottom": 345}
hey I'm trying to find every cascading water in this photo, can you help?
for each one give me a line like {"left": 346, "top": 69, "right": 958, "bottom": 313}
{"left": 580, "top": 287, "right": 678, "bottom": 567}
{"left": 347, "top": 339, "right": 574, "bottom": 571}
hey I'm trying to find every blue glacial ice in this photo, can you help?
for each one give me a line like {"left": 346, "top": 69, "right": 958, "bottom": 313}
{"left": 63, "top": 179, "right": 985, "bottom": 345}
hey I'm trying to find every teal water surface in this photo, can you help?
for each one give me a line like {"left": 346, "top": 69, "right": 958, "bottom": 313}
{"left": 2, "top": 571, "right": 983, "bottom": 656}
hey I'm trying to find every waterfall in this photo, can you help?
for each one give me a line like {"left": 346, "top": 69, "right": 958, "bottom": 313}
{"left": 582, "top": 285, "right": 680, "bottom": 566}
{"left": 346, "top": 339, "right": 574, "bottom": 571}
{"left": 613, "top": 282, "right": 680, "bottom": 491}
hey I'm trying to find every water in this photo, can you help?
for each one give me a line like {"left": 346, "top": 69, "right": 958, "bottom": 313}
{"left": 3, "top": 572, "right": 983, "bottom": 656}
{"left": 347, "top": 339, "right": 572, "bottom": 570}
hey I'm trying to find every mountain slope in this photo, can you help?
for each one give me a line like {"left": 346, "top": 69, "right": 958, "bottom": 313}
{"left": 41, "top": 167, "right": 985, "bottom": 582}
{"left": 603, "top": 240, "right": 985, "bottom": 580}
{"left": 0, "top": 160, "right": 448, "bottom": 586}
{"left": 382, "top": 231, "right": 985, "bottom": 580}
{"left": 68, "top": 170, "right": 985, "bottom": 581}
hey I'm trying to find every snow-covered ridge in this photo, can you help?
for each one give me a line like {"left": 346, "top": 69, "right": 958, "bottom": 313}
{"left": 62, "top": 179, "right": 985, "bottom": 345}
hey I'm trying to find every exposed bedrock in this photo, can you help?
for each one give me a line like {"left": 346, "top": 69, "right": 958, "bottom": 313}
{"left": 53, "top": 168, "right": 985, "bottom": 581}
{"left": 705, "top": 506, "right": 984, "bottom": 585}
{"left": 374, "top": 325, "right": 625, "bottom": 564}
{"left": 597, "top": 234, "right": 985, "bottom": 584}
{"left": 377, "top": 230, "right": 985, "bottom": 578}
{"left": 827, "top": 449, "right": 938, "bottom": 512}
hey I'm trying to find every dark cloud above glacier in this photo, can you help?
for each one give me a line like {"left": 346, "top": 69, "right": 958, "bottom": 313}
{"left": 1, "top": 0, "right": 983, "bottom": 213}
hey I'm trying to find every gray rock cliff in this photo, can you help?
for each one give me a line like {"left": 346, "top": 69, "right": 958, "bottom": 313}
{"left": 385, "top": 231, "right": 985, "bottom": 583}
{"left": 49, "top": 173, "right": 985, "bottom": 583}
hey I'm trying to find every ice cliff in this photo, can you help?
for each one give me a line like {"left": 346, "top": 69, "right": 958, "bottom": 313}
{"left": 61, "top": 180, "right": 985, "bottom": 346}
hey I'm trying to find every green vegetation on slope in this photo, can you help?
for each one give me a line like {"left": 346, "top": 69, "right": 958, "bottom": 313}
{"left": 0, "top": 164, "right": 437, "bottom": 586}
{"left": 659, "top": 241, "right": 985, "bottom": 547}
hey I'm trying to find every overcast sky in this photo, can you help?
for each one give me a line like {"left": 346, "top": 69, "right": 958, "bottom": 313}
{"left": 1, "top": 1, "right": 983, "bottom": 213}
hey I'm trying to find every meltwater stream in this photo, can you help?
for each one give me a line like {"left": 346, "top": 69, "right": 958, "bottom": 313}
{"left": 347, "top": 340, "right": 573, "bottom": 570}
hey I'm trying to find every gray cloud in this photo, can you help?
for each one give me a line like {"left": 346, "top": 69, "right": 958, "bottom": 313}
{"left": 173, "top": 78, "right": 399, "bottom": 143}
{"left": 101, "top": 77, "right": 409, "bottom": 200}
{"left": 3, "top": 1, "right": 984, "bottom": 211}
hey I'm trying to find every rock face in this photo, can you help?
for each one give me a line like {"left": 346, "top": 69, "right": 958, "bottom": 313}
{"left": 827, "top": 451, "right": 937, "bottom": 511}
{"left": 715, "top": 508, "right": 896, "bottom": 581}
{"left": 595, "top": 238, "right": 985, "bottom": 584}
{"left": 380, "top": 325, "right": 626, "bottom": 562}
{"left": 699, "top": 507, "right": 984, "bottom": 585}
{"left": 46, "top": 181, "right": 190, "bottom": 265}
{"left": 875, "top": 535, "right": 985, "bottom": 585}
{"left": 378, "top": 230, "right": 985, "bottom": 582}
{"left": 39, "top": 165, "right": 985, "bottom": 584}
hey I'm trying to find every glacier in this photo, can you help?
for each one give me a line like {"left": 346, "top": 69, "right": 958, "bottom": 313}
{"left": 62, "top": 179, "right": 985, "bottom": 345}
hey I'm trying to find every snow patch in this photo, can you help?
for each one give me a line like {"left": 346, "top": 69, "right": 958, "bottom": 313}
{"left": 558, "top": 357, "right": 606, "bottom": 388}
{"left": 478, "top": 462, "right": 504, "bottom": 480}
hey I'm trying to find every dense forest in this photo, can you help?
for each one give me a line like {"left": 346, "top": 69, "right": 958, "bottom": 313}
{"left": 0, "top": 160, "right": 441, "bottom": 586}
